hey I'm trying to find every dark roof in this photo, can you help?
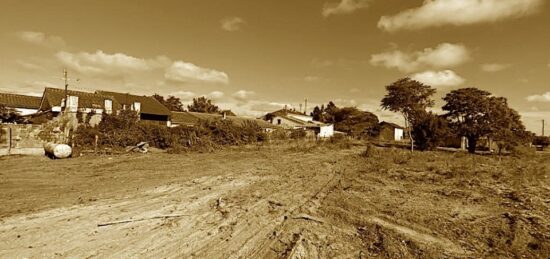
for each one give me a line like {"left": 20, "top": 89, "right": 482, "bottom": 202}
{"left": 171, "top": 111, "right": 277, "bottom": 129}
{"left": 0, "top": 93, "right": 42, "bottom": 109}
{"left": 380, "top": 121, "right": 404, "bottom": 129}
{"left": 96, "top": 90, "right": 171, "bottom": 116}
{"left": 267, "top": 109, "right": 310, "bottom": 117}
{"left": 40, "top": 88, "right": 120, "bottom": 111}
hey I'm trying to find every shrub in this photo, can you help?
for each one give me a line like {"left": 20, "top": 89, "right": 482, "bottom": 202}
{"left": 290, "top": 128, "right": 307, "bottom": 139}
{"left": 270, "top": 129, "right": 289, "bottom": 140}
{"left": 361, "top": 144, "right": 377, "bottom": 158}
{"left": 412, "top": 112, "right": 449, "bottom": 151}
{"left": 74, "top": 111, "right": 269, "bottom": 153}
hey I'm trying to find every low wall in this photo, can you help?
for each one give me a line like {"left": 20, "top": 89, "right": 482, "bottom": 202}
{"left": 0, "top": 124, "right": 46, "bottom": 156}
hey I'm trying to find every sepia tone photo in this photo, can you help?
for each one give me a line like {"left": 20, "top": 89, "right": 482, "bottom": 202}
{"left": 0, "top": 0, "right": 549, "bottom": 258}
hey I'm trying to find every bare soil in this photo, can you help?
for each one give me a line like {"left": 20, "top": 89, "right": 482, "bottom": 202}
{"left": 0, "top": 144, "right": 549, "bottom": 258}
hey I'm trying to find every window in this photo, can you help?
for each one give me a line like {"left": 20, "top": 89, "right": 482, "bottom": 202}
{"left": 104, "top": 99, "right": 113, "bottom": 114}
{"left": 277, "top": 119, "right": 281, "bottom": 125}
{"left": 68, "top": 96, "right": 79, "bottom": 112}
{"left": 133, "top": 102, "right": 141, "bottom": 113}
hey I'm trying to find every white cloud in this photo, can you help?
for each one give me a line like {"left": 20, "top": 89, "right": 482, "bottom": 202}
{"left": 56, "top": 50, "right": 163, "bottom": 76}
{"left": 411, "top": 70, "right": 465, "bottom": 88}
{"left": 526, "top": 92, "right": 550, "bottom": 102}
{"left": 16, "top": 31, "right": 66, "bottom": 48}
{"left": 370, "top": 43, "right": 470, "bottom": 72}
{"left": 378, "top": 0, "right": 544, "bottom": 32}
{"left": 232, "top": 90, "right": 256, "bottom": 100}
{"left": 165, "top": 61, "right": 229, "bottom": 84}
{"left": 323, "top": 0, "right": 371, "bottom": 17}
{"left": 207, "top": 91, "right": 225, "bottom": 100}
{"left": 221, "top": 17, "right": 246, "bottom": 32}
{"left": 170, "top": 91, "right": 196, "bottom": 100}
{"left": 56, "top": 50, "right": 228, "bottom": 84}
{"left": 481, "top": 63, "right": 512, "bottom": 72}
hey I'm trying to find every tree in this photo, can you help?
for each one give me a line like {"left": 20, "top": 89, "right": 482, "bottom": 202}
{"left": 411, "top": 112, "right": 449, "bottom": 151}
{"left": 311, "top": 105, "right": 323, "bottom": 121}
{"left": 187, "top": 96, "right": 220, "bottom": 114}
{"left": 443, "top": 88, "right": 528, "bottom": 154}
{"left": 152, "top": 94, "right": 185, "bottom": 112}
{"left": 486, "top": 97, "right": 529, "bottom": 155}
{"left": 310, "top": 102, "right": 380, "bottom": 138}
{"left": 333, "top": 107, "right": 380, "bottom": 138}
{"left": 381, "top": 78, "right": 436, "bottom": 151}
{"left": 443, "top": 88, "right": 492, "bottom": 153}
{"left": 0, "top": 104, "right": 25, "bottom": 123}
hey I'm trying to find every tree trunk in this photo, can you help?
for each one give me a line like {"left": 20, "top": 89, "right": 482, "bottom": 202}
{"left": 403, "top": 113, "right": 414, "bottom": 152}
{"left": 467, "top": 136, "right": 477, "bottom": 154}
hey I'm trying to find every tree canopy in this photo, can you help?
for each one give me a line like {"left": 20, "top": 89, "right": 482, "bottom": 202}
{"left": 187, "top": 96, "right": 220, "bottom": 114}
{"left": 381, "top": 78, "right": 437, "bottom": 151}
{"left": 152, "top": 94, "right": 185, "bottom": 112}
{"left": 310, "top": 102, "right": 379, "bottom": 138}
{"left": 443, "top": 88, "right": 529, "bottom": 153}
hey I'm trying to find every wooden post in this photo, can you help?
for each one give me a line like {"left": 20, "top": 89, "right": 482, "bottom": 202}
{"left": 7, "top": 126, "right": 12, "bottom": 154}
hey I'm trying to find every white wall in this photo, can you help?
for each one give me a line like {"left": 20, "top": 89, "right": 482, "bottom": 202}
{"left": 394, "top": 128, "right": 404, "bottom": 141}
{"left": 319, "top": 124, "right": 334, "bottom": 138}
{"left": 15, "top": 108, "right": 38, "bottom": 116}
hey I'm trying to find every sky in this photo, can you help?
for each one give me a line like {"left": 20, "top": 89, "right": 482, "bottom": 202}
{"left": 0, "top": 0, "right": 549, "bottom": 135}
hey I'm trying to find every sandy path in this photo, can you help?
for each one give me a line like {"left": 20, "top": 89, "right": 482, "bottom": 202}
{"left": 0, "top": 150, "right": 346, "bottom": 258}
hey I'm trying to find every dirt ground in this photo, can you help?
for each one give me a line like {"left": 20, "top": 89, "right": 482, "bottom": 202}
{"left": 0, "top": 143, "right": 549, "bottom": 258}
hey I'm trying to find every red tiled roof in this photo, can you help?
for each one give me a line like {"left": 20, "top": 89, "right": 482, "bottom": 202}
{"left": 96, "top": 90, "right": 171, "bottom": 116}
{"left": 0, "top": 93, "right": 42, "bottom": 109}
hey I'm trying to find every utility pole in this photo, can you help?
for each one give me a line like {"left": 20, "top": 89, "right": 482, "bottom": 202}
{"left": 543, "top": 120, "right": 545, "bottom": 136}
{"left": 304, "top": 98, "right": 308, "bottom": 115}
{"left": 63, "top": 68, "right": 69, "bottom": 112}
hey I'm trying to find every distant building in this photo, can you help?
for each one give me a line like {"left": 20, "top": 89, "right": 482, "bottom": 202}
{"left": 36, "top": 88, "right": 119, "bottom": 125}
{"left": 0, "top": 93, "right": 42, "bottom": 115}
{"left": 379, "top": 121, "right": 404, "bottom": 141}
{"left": 262, "top": 109, "right": 334, "bottom": 138}
{"left": 96, "top": 90, "right": 171, "bottom": 126}
{"left": 171, "top": 111, "right": 277, "bottom": 131}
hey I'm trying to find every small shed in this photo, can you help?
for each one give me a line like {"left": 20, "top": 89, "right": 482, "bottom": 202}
{"left": 379, "top": 121, "right": 404, "bottom": 141}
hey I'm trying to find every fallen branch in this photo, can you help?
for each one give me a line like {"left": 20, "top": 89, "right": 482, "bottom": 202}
{"left": 97, "top": 214, "right": 189, "bottom": 227}
{"left": 291, "top": 214, "right": 324, "bottom": 224}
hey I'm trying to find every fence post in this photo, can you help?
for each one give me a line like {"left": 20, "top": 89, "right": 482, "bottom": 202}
{"left": 8, "top": 126, "right": 12, "bottom": 154}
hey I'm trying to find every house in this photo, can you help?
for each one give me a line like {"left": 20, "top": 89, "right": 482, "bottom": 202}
{"left": 379, "top": 121, "right": 404, "bottom": 141}
{"left": 37, "top": 87, "right": 119, "bottom": 125}
{"left": 171, "top": 111, "right": 277, "bottom": 131}
{"left": 262, "top": 109, "right": 334, "bottom": 138}
{"left": 96, "top": 90, "right": 171, "bottom": 126}
{"left": 0, "top": 92, "right": 42, "bottom": 115}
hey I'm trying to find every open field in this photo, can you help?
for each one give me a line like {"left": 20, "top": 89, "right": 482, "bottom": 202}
{"left": 0, "top": 143, "right": 549, "bottom": 258}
